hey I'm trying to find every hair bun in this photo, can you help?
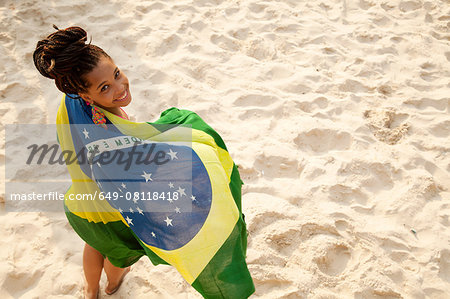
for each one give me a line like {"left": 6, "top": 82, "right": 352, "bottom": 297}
{"left": 33, "top": 26, "right": 90, "bottom": 90}
{"left": 33, "top": 25, "right": 108, "bottom": 94}
{"left": 54, "top": 26, "right": 88, "bottom": 46}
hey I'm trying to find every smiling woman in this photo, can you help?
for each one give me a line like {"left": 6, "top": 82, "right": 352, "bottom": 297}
{"left": 32, "top": 25, "right": 254, "bottom": 299}
{"left": 79, "top": 56, "right": 132, "bottom": 116}
{"left": 33, "top": 25, "right": 130, "bottom": 119}
{"left": 33, "top": 25, "right": 135, "bottom": 299}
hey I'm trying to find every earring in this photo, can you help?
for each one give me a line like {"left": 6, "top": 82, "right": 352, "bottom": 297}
{"left": 92, "top": 106, "right": 107, "bottom": 129}
{"left": 85, "top": 101, "right": 107, "bottom": 129}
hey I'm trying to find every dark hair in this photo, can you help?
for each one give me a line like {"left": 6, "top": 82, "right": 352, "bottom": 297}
{"left": 33, "top": 25, "right": 110, "bottom": 94}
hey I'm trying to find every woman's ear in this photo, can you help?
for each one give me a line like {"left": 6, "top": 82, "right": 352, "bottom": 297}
{"left": 79, "top": 93, "right": 93, "bottom": 105}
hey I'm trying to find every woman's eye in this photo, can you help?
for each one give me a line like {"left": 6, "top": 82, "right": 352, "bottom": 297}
{"left": 115, "top": 70, "right": 120, "bottom": 78}
{"left": 101, "top": 85, "right": 109, "bottom": 92}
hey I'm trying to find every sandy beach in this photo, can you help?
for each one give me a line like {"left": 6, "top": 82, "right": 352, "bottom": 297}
{"left": 1, "top": 0, "right": 449, "bottom": 298}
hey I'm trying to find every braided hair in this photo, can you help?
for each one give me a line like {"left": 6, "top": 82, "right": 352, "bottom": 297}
{"left": 33, "top": 25, "right": 110, "bottom": 94}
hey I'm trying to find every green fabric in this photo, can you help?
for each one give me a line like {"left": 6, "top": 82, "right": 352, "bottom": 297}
{"left": 64, "top": 204, "right": 168, "bottom": 268}
{"left": 191, "top": 164, "right": 253, "bottom": 298}
{"left": 154, "top": 108, "right": 254, "bottom": 298}
{"left": 153, "top": 107, "right": 228, "bottom": 151}
{"left": 192, "top": 219, "right": 254, "bottom": 299}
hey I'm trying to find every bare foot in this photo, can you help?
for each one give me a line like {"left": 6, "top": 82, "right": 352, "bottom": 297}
{"left": 105, "top": 266, "right": 130, "bottom": 295}
{"left": 84, "top": 286, "right": 99, "bottom": 299}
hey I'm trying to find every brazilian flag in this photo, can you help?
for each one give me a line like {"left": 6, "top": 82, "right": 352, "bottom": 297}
{"left": 56, "top": 94, "right": 255, "bottom": 298}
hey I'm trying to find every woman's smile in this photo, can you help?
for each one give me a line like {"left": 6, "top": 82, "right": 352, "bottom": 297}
{"left": 114, "top": 89, "right": 129, "bottom": 102}
{"left": 78, "top": 56, "right": 133, "bottom": 115}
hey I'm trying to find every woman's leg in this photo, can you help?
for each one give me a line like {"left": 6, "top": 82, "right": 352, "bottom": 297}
{"left": 83, "top": 243, "right": 103, "bottom": 299}
{"left": 103, "top": 257, "right": 130, "bottom": 295}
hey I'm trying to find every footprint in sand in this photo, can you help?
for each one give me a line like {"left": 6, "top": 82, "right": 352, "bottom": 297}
{"left": 3, "top": 270, "right": 43, "bottom": 295}
{"left": 438, "top": 249, "right": 450, "bottom": 282}
{"left": 274, "top": 24, "right": 301, "bottom": 34}
{"left": 265, "top": 65, "right": 295, "bottom": 80}
{"left": 253, "top": 152, "right": 304, "bottom": 179}
{"left": 266, "top": 226, "right": 305, "bottom": 256}
{"left": 378, "top": 237, "right": 411, "bottom": 264}
{"left": 247, "top": 210, "right": 291, "bottom": 236}
{"left": 294, "top": 96, "right": 329, "bottom": 113}
{"left": 363, "top": 108, "right": 410, "bottom": 145}
{"left": 17, "top": 107, "right": 46, "bottom": 124}
{"left": 294, "top": 128, "right": 352, "bottom": 153}
{"left": 358, "top": 0, "right": 377, "bottom": 10}
{"left": 403, "top": 98, "right": 449, "bottom": 111}
{"left": 334, "top": 219, "right": 350, "bottom": 233}
{"left": 399, "top": 0, "right": 422, "bottom": 13}
{"left": 377, "top": 84, "right": 395, "bottom": 96}
{"left": 244, "top": 37, "right": 277, "bottom": 61}
{"left": 429, "top": 120, "right": 450, "bottom": 138}
{"left": 135, "top": 2, "right": 165, "bottom": 13}
{"left": 337, "top": 159, "right": 397, "bottom": 192}
{"left": 227, "top": 27, "right": 250, "bottom": 40}
{"left": 328, "top": 184, "right": 369, "bottom": 205}
{"left": 299, "top": 223, "right": 340, "bottom": 241}
{"left": 339, "top": 79, "right": 372, "bottom": 93}
{"left": 233, "top": 94, "right": 283, "bottom": 120}
{"left": 193, "top": 0, "right": 224, "bottom": 6}
{"left": 314, "top": 243, "right": 351, "bottom": 276}
{"left": 311, "top": 290, "right": 341, "bottom": 299}
{"left": 354, "top": 288, "right": 403, "bottom": 299}
{"left": 419, "top": 61, "right": 439, "bottom": 82}
{"left": 153, "top": 34, "right": 181, "bottom": 55}
{"left": 224, "top": 7, "right": 239, "bottom": 16}
{"left": 210, "top": 34, "right": 240, "bottom": 52}
{"left": 248, "top": 3, "right": 267, "bottom": 14}
{"left": 445, "top": 52, "right": 450, "bottom": 62}
{"left": 352, "top": 27, "right": 382, "bottom": 44}
{"left": 190, "top": 20, "right": 207, "bottom": 32}
{"left": 234, "top": 94, "right": 276, "bottom": 107}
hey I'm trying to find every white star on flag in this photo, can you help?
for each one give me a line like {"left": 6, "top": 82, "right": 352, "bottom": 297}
{"left": 151, "top": 232, "right": 156, "bottom": 238}
{"left": 164, "top": 216, "right": 173, "bottom": 226}
{"left": 121, "top": 183, "right": 127, "bottom": 189}
{"left": 118, "top": 207, "right": 123, "bottom": 213}
{"left": 191, "top": 195, "right": 196, "bottom": 201}
{"left": 82, "top": 128, "right": 89, "bottom": 139}
{"left": 133, "top": 198, "right": 138, "bottom": 204}
{"left": 177, "top": 186, "right": 186, "bottom": 197}
{"left": 175, "top": 207, "right": 181, "bottom": 213}
{"left": 168, "top": 182, "right": 174, "bottom": 188}
{"left": 167, "top": 148, "right": 178, "bottom": 160}
{"left": 129, "top": 207, "right": 134, "bottom": 213}
{"left": 126, "top": 216, "right": 133, "bottom": 225}
{"left": 141, "top": 171, "right": 153, "bottom": 182}
{"left": 137, "top": 207, "right": 144, "bottom": 215}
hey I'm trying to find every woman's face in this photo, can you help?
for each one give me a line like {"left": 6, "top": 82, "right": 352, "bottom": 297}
{"left": 79, "top": 55, "right": 132, "bottom": 114}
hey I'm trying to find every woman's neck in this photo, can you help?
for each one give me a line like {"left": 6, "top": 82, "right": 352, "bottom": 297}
{"left": 98, "top": 106, "right": 128, "bottom": 120}
{"left": 103, "top": 107, "right": 122, "bottom": 116}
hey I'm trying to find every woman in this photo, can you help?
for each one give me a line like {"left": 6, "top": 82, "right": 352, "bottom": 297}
{"left": 34, "top": 25, "right": 136, "bottom": 299}
{"left": 33, "top": 25, "right": 254, "bottom": 299}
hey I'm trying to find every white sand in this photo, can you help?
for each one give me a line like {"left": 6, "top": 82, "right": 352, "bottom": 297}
{"left": 1, "top": 0, "right": 449, "bottom": 298}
